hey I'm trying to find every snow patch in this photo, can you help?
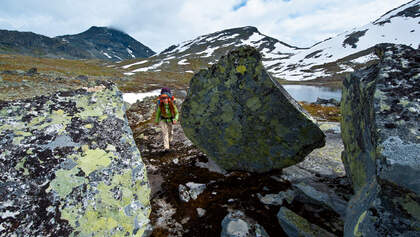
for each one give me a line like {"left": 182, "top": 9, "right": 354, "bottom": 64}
{"left": 102, "top": 52, "right": 112, "bottom": 59}
{"left": 178, "top": 59, "right": 189, "bottom": 65}
{"left": 131, "top": 61, "right": 166, "bottom": 72}
{"left": 350, "top": 53, "right": 379, "bottom": 64}
{"left": 122, "top": 60, "right": 148, "bottom": 69}
{"left": 127, "top": 48, "right": 135, "bottom": 58}
{"left": 123, "top": 89, "right": 161, "bottom": 104}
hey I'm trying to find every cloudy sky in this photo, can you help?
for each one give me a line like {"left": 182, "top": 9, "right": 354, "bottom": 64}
{"left": 0, "top": 0, "right": 412, "bottom": 53}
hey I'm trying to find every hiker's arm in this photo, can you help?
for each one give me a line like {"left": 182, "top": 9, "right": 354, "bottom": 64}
{"left": 173, "top": 105, "right": 179, "bottom": 122}
{"left": 155, "top": 106, "right": 161, "bottom": 124}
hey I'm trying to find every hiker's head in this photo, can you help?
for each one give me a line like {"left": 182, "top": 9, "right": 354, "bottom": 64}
{"left": 161, "top": 87, "right": 171, "bottom": 94}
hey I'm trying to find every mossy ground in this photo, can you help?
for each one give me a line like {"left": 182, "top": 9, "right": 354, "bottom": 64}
{"left": 299, "top": 102, "right": 341, "bottom": 122}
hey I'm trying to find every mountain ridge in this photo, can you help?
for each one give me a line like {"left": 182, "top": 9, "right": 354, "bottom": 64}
{"left": 118, "top": 0, "right": 419, "bottom": 82}
{"left": 0, "top": 26, "right": 155, "bottom": 61}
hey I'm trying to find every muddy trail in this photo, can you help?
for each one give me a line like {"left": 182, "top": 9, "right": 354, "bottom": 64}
{"left": 127, "top": 97, "right": 352, "bottom": 237}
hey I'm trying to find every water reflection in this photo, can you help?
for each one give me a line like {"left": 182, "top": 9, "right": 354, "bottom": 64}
{"left": 282, "top": 85, "right": 341, "bottom": 103}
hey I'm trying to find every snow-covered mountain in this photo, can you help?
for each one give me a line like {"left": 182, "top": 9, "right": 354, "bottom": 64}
{"left": 56, "top": 26, "right": 155, "bottom": 61}
{"left": 118, "top": 26, "right": 303, "bottom": 76}
{"left": 0, "top": 26, "right": 155, "bottom": 61}
{"left": 275, "top": 0, "right": 419, "bottom": 81}
{"left": 119, "top": 0, "right": 419, "bottom": 82}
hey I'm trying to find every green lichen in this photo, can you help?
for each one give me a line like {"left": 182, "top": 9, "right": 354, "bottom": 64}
{"left": 77, "top": 149, "right": 114, "bottom": 175}
{"left": 354, "top": 211, "right": 367, "bottom": 237}
{"left": 280, "top": 207, "right": 331, "bottom": 236}
{"left": 245, "top": 97, "right": 262, "bottom": 111}
{"left": 62, "top": 169, "right": 150, "bottom": 236}
{"left": 47, "top": 168, "right": 86, "bottom": 199}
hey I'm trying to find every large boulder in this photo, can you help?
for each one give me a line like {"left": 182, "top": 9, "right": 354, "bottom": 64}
{"left": 341, "top": 44, "right": 420, "bottom": 236}
{"left": 181, "top": 46, "right": 325, "bottom": 173}
{"left": 0, "top": 82, "right": 151, "bottom": 236}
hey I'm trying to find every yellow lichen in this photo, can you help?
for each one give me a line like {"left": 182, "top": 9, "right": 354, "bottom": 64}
{"left": 354, "top": 211, "right": 367, "bottom": 237}
{"left": 236, "top": 65, "right": 247, "bottom": 75}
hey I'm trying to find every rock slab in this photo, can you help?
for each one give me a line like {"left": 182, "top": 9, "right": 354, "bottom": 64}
{"left": 181, "top": 46, "right": 325, "bottom": 173}
{"left": 0, "top": 82, "right": 151, "bottom": 236}
{"left": 341, "top": 44, "right": 420, "bottom": 236}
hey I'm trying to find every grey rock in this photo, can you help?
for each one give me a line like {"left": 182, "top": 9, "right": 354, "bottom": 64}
{"left": 258, "top": 190, "right": 295, "bottom": 206}
{"left": 221, "top": 210, "right": 269, "bottom": 237}
{"left": 277, "top": 207, "right": 335, "bottom": 237}
{"left": 76, "top": 74, "right": 88, "bottom": 81}
{"left": 0, "top": 81, "right": 151, "bottom": 236}
{"left": 196, "top": 208, "right": 206, "bottom": 217}
{"left": 181, "top": 46, "right": 325, "bottom": 173}
{"left": 341, "top": 44, "right": 420, "bottom": 236}
{"left": 294, "top": 181, "right": 347, "bottom": 218}
{"left": 178, "top": 182, "right": 206, "bottom": 202}
{"left": 314, "top": 97, "right": 340, "bottom": 107}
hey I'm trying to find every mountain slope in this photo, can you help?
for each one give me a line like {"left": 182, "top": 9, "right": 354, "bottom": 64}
{"left": 0, "top": 30, "right": 91, "bottom": 59}
{"left": 0, "top": 26, "right": 155, "bottom": 61}
{"left": 119, "top": 0, "right": 419, "bottom": 82}
{"left": 56, "top": 26, "right": 155, "bottom": 61}
{"left": 274, "top": 0, "right": 419, "bottom": 81}
{"left": 118, "top": 26, "right": 303, "bottom": 76}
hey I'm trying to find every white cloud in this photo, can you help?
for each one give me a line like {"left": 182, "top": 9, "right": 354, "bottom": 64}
{"left": 0, "top": 0, "right": 413, "bottom": 52}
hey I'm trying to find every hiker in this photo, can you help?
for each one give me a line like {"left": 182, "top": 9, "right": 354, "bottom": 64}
{"left": 155, "top": 88, "right": 179, "bottom": 150}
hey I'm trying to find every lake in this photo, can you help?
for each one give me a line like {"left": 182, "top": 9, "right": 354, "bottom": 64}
{"left": 282, "top": 85, "right": 342, "bottom": 103}
{"left": 123, "top": 85, "right": 342, "bottom": 104}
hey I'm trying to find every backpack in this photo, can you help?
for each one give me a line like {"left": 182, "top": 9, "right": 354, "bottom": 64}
{"left": 157, "top": 87, "right": 175, "bottom": 106}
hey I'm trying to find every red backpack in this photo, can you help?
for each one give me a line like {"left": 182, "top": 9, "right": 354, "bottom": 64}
{"left": 157, "top": 88, "right": 175, "bottom": 106}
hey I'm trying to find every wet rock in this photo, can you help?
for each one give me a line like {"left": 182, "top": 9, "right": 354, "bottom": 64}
{"left": 277, "top": 207, "right": 335, "bottom": 237}
{"left": 341, "top": 44, "right": 420, "bottom": 236}
{"left": 181, "top": 46, "right": 325, "bottom": 173}
{"left": 0, "top": 81, "right": 151, "bottom": 236}
{"left": 221, "top": 210, "right": 269, "bottom": 237}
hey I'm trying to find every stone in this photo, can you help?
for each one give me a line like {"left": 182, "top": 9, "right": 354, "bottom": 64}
{"left": 25, "top": 67, "right": 38, "bottom": 76}
{"left": 221, "top": 210, "right": 269, "bottom": 237}
{"left": 76, "top": 74, "right": 88, "bottom": 81}
{"left": 181, "top": 46, "right": 325, "bottom": 173}
{"left": 314, "top": 97, "right": 340, "bottom": 107}
{"left": 196, "top": 208, "right": 206, "bottom": 217}
{"left": 277, "top": 207, "right": 335, "bottom": 237}
{"left": 294, "top": 181, "right": 347, "bottom": 218}
{"left": 341, "top": 44, "right": 420, "bottom": 236}
{"left": 257, "top": 190, "right": 295, "bottom": 206}
{"left": 178, "top": 182, "right": 206, "bottom": 202}
{"left": 0, "top": 81, "right": 151, "bottom": 236}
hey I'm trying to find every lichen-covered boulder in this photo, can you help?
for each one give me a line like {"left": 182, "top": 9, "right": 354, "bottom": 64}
{"left": 341, "top": 44, "right": 420, "bottom": 236}
{"left": 0, "top": 82, "right": 151, "bottom": 236}
{"left": 277, "top": 207, "right": 335, "bottom": 237}
{"left": 181, "top": 46, "right": 325, "bottom": 173}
